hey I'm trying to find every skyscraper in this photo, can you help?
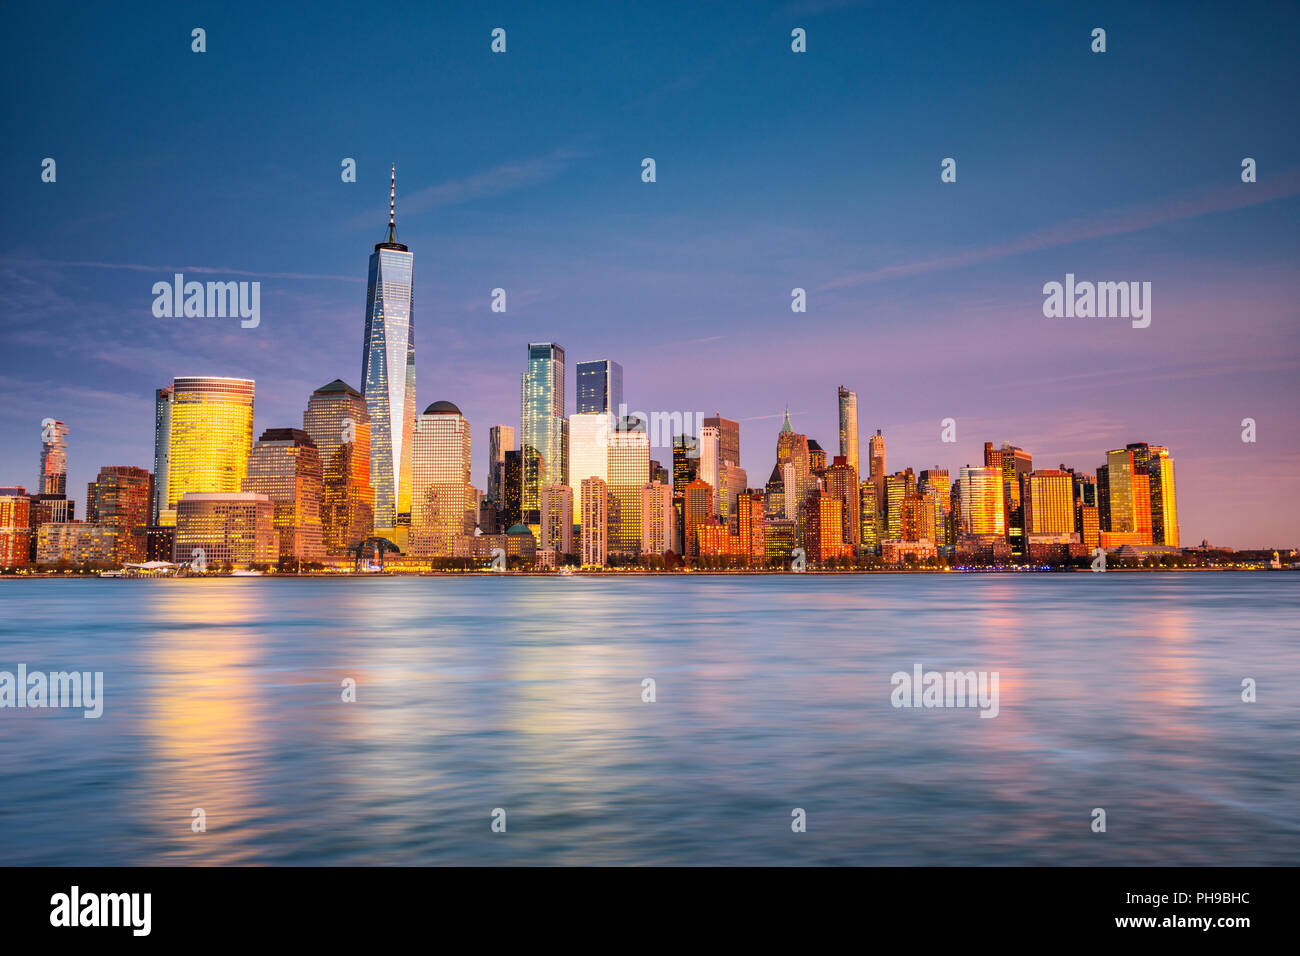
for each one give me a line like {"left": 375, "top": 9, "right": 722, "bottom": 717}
{"left": 607, "top": 416, "right": 650, "bottom": 555}
{"left": 1147, "top": 446, "right": 1180, "bottom": 546}
{"left": 1023, "top": 470, "right": 1074, "bottom": 535}
{"left": 241, "top": 428, "right": 325, "bottom": 561}
{"left": 703, "top": 414, "right": 740, "bottom": 471}
{"left": 567, "top": 411, "right": 612, "bottom": 529}
{"left": 161, "top": 376, "right": 255, "bottom": 526}
{"left": 0, "top": 489, "right": 32, "bottom": 568}
{"left": 868, "top": 429, "right": 886, "bottom": 479}
{"left": 540, "top": 483, "right": 574, "bottom": 556}
{"left": 487, "top": 425, "right": 515, "bottom": 504}
{"left": 361, "top": 165, "right": 416, "bottom": 548}
{"left": 824, "top": 455, "right": 861, "bottom": 551}
{"left": 640, "top": 480, "right": 674, "bottom": 556}
{"left": 699, "top": 425, "right": 721, "bottom": 516}
{"left": 303, "top": 379, "right": 374, "bottom": 553}
{"left": 575, "top": 360, "right": 623, "bottom": 415}
{"left": 410, "top": 401, "right": 473, "bottom": 558}
{"left": 151, "top": 386, "right": 172, "bottom": 525}
{"left": 837, "top": 386, "right": 859, "bottom": 477}
{"left": 673, "top": 433, "right": 699, "bottom": 494}
{"left": 959, "top": 465, "right": 1006, "bottom": 537}
{"left": 38, "top": 419, "right": 69, "bottom": 496}
{"left": 580, "top": 477, "right": 608, "bottom": 567}
{"left": 86, "top": 465, "right": 153, "bottom": 562}
{"left": 521, "top": 342, "right": 567, "bottom": 528}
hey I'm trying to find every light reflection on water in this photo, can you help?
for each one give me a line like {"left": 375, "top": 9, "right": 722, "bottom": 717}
{"left": 0, "top": 573, "right": 1296, "bottom": 865}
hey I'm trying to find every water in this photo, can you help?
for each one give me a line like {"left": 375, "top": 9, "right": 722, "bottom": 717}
{"left": 0, "top": 573, "right": 1296, "bottom": 865}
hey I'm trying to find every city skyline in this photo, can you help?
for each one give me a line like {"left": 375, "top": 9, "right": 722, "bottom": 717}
{"left": 1, "top": 2, "right": 1297, "bottom": 548}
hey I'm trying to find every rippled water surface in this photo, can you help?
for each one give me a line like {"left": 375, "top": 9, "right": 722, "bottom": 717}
{"left": 1, "top": 573, "right": 1296, "bottom": 865}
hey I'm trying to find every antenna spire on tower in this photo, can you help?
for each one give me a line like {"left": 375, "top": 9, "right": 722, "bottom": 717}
{"left": 387, "top": 163, "right": 397, "bottom": 243}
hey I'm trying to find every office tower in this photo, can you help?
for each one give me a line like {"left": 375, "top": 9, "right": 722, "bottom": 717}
{"left": 698, "top": 425, "right": 721, "bottom": 515}
{"left": 500, "top": 450, "right": 523, "bottom": 528}
{"left": 703, "top": 414, "right": 740, "bottom": 471}
{"left": 885, "top": 473, "right": 908, "bottom": 542}
{"left": 718, "top": 462, "right": 747, "bottom": 522}
{"left": 540, "top": 483, "right": 574, "bottom": 556}
{"left": 575, "top": 360, "right": 623, "bottom": 415}
{"left": 804, "top": 490, "right": 849, "bottom": 563}
{"left": 649, "top": 460, "right": 670, "bottom": 486}
{"left": 161, "top": 376, "right": 256, "bottom": 526}
{"left": 580, "top": 477, "right": 608, "bottom": 567}
{"left": 1096, "top": 464, "right": 1111, "bottom": 530}
{"left": 859, "top": 482, "right": 879, "bottom": 552}
{"left": 173, "top": 492, "right": 278, "bottom": 567}
{"left": 776, "top": 410, "right": 813, "bottom": 534}
{"left": 764, "top": 517, "right": 797, "bottom": 564}
{"left": 641, "top": 481, "right": 674, "bottom": 556}
{"left": 736, "top": 490, "right": 765, "bottom": 565}
{"left": 86, "top": 465, "right": 152, "bottom": 562}
{"left": 683, "top": 478, "right": 713, "bottom": 560}
{"left": 673, "top": 433, "right": 699, "bottom": 494}
{"left": 607, "top": 416, "right": 649, "bottom": 555}
{"left": 824, "top": 455, "right": 861, "bottom": 550}
{"left": 807, "top": 440, "right": 827, "bottom": 475}
{"left": 837, "top": 387, "right": 860, "bottom": 477}
{"left": 151, "top": 386, "right": 173, "bottom": 525}
{"left": 868, "top": 429, "right": 886, "bottom": 478}
{"left": 781, "top": 463, "right": 799, "bottom": 520}
{"left": 303, "top": 379, "right": 374, "bottom": 553}
{"left": 1078, "top": 505, "right": 1100, "bottom": 549}
{"left": 959, "top": 465, "right": 1006, "bottom": 536}
{"left": 1104, "top": 448, "right": 1152, "bottom": 542}
{"left": 567, "top": 411, "right": 612, "bottom": 527}
{"left": 919, "top": 468, "right": 951, "bottom": 549}
{"left": 361, "top": 165, "right": 416, "bottom": 547}
{"left": 522, "top": 342, "right": 567, "bottom": 527}
{"left": 1147, "top": 447, "right": 1179, "bottom": 546}
{"left": 0, "top": 489, "right": 31, "bottom": 568}
{"left": 38, "top": 419, "right": 70, "bottom": 496}
{"left": 487, "top": 425, "right": 515, "bottom": 503}
{"left": 985, "top": 441, "right": 1032, "bottom": 556}
{"left": 410, "top": 402, "right": 473, "bottom": 558}
{"left": 1024, "top": 470, "right": 1074, "bottom": 534}
{"left": 241, "top": 428, "right": 325, "bottom": 561}
{"left": 902, "top": 494, "right": 937, "bottom": 544}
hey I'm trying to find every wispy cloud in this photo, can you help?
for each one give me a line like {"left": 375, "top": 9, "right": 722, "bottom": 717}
{"left": 820, "top": 167, "right": 1300, "bottom": 292}
{"left": 0, "top": 257, "right": 360, "bottom": 282}
{"left": 400, "top": 147, "right": 587, "bottom": 215}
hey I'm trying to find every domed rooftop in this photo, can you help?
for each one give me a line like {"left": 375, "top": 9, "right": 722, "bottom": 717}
{"left": 505, "top": 523, "right": 534, "bottom": 536}
{"left": 422, "top": 400, "right": 462, "bottom": 416}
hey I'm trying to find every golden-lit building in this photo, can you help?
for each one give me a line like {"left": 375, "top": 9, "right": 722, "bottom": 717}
{"left": 885, "top": 472, "right": 908, "bottom": 542}
{"left": 86, "top": 465, "right": 153, "bottom": 562}
{"left": 1078, "top": 504, "right": 1100, "bottom": 549}
{"left": 1147, "top": 447, "right": 1179, "bottom": 546}
{"left": 824, "top": 455, "right": 860, "bottom": 551}
{"left": 640, "top": 481, "right": 674, "bottom": 556}
{"left": 580, "top": 477, "right": 608, "bottom": 567}
{"left": 804, "top": 490, "right": 850, "bottom": 563}
{"left": 959, "top": 465, "right": 1005, "bottom": 536}
{"left": 410, "top": 401, "right": 474, "bottom": 558}
{"left": 735, "top": 490, "right": 765, "bottom": 565}
{"left": 837, "top": 386, "right": 859, "bottom": 477}
{"left": 161, "top": 376, "right": 255, "bottom": 526}
{"left": 173, "top": 492, "right": 278, "bottom": 567}
{"left": 764, "top": 517, "right": 797, "bottom": 564}
{"left": 683, "top": 478, "right": 713, "bottom": 560}
{"left": 241, "top": 428, "right": 325, "bottom": 561}
{"left": 859, "top": 482, "right": 878, "bottom": 552}
{"left": 901, "top": 493, "right": 936, "bottom": 544}
{"left": 540, "top": 483, "right": 573, "bottom": 556}
{"left": 36, "top": 522, "right": 119, "bottom": 566}
{"left": 1024, "top": 469, "right": 1075, "bottom": 535}
{"left": 607, "top": 418, "right": 649, "bottom": 556}
{"left": 303, "top": 379, "right": 374, "bottom": 553}
{"left": 0, "top": 488, "right": 32, "bottom": 567}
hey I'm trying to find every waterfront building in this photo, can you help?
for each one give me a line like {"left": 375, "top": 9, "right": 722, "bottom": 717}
{"left": 173, "top": 492, "right": 278, "bottom": 567}
{"left": 241, "top": 428, "right": 325, "bottom": 561}
{"left": 160, "top": 376, "right": 256, "bottom": 526}
{"left": 303, "top": 379, "right": 374, "bottom": 553}
{"left": 540, "top": 483, "right": 574, "bottom": 556}
{"left": 86, "top": 465, "right": 152, "bottom": 562}
{"left": 522, "top": 342, "right": 568, "bottom": 527}
{"left": 837, "top": 386, "right": 860, "bottom": 478}
{"left": 410, "top": 401, "right": 474, "bottom": 558}
{"left": 580, "top": 477, "right": 608, "bottom": 567}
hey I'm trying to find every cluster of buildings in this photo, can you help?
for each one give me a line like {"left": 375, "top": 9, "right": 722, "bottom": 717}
{"left": 0, "top": 170, "right": 1183, "bottom": 571}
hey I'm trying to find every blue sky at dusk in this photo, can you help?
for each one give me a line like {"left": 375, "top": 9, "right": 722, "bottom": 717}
{"left": 2, "top": 0, "right": 1297, "bottom": 547}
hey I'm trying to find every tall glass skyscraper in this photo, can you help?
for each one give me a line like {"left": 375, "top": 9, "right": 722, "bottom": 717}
{"left": 38, "top": 419, "right": 69, "bottom": 496}
{"left": 837, "top": 386, "right": 859, "bottom": 477}
{"left": 575, "top": 359, "right": 623, "bottom": 414}
{"left": 361, "top": 165, "right": 416, "bottom": 548}
{"left": 160, "top": 376, "right": 256, "bottom": 526}
{"left": 521, "top": 342, "right": 567, "bottom": 527}
{"left": 152, "top": 386, "right": 173, "bottom": 525}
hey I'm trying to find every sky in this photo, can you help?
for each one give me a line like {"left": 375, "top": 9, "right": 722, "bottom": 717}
{"left": 1, "top": 0, "right": 1297, "bottom": 548}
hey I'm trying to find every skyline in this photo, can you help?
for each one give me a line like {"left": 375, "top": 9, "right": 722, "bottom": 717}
{"left": 2, "top": 1, "right": 1298, "bottom": 547}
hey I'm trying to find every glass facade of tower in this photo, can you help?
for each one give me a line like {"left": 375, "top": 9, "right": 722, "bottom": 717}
{"left": 39, "top": 420, "right": 69, "bottom": 496}
{"left": 837, "top": 387, "right": 859, "bottom": 477}
{"left": 521, "top": 343, "right": 567, "bottom": 526}
{"left": 241, "top": 428, "right": 326, "bottom": 561}
{"left": 607, "top": 419, "right": 649, "bottom": 555}
{"left": 152, "top": 386, "right": 173, "bottom": 525}
{"left": 362, "top": 236, "right": 415, "bottom": 547}
{"left": 575, "top": 359, "right": 623, "bottom": 415}
{"left": 161, "top": 377, "right": 255, "bottom": 526}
